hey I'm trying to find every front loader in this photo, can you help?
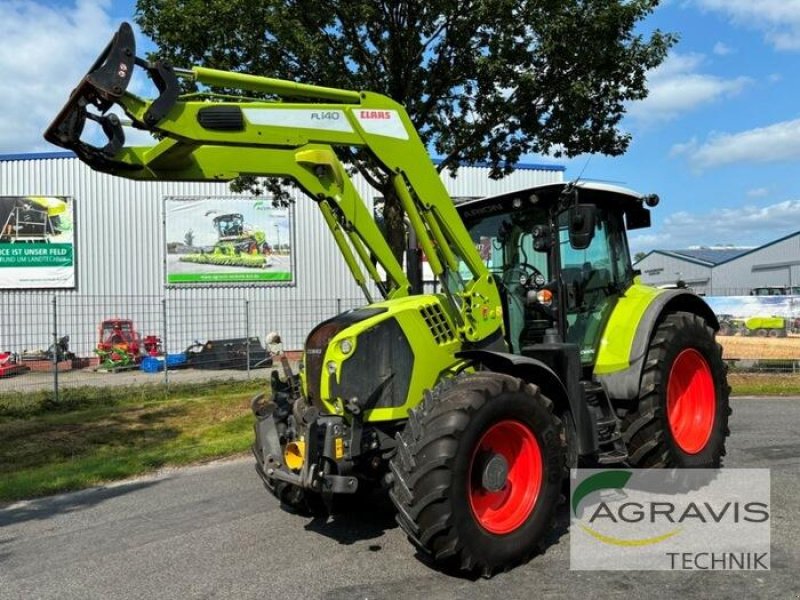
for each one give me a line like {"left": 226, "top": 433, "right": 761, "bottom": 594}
{"left": 45, "top": 23, "right": 731, "bottom": 576}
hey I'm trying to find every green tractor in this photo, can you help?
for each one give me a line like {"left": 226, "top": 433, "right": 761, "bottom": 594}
{"left": 46, "top": 23, "right": 731, "bottom": 576}
{"left": 180, "top": 212, "right": 272, "bottom": 268}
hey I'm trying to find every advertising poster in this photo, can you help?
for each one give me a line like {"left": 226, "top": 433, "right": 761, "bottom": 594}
{"left": 165, "top": 197, "right": 293, "bottom": 285}
{"left": 705, "top": 295, "right": 800, "bottom": 360}
{"left": 0, "top": 196, "right": 75, "bottom": 289}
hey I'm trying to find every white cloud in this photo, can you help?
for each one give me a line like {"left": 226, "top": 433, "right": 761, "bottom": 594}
{"left": 747, "top": 187, "right": 770, "bottom": 198}
{"left": 0, "top": 1, "right": 154, "bottom": 154}
{"left": 712, "top": 42, "right": 733, "bottom": 56}
{"left": 627, "top": 52, "right": 751, "bottom": 124}
{"left": 695, "top": 0, "right": 800, "bottom": 51}
{"left": 671, "top": 119, "right": 800, "bottom": 169}
{"left": 669, "top": 137, "right": 698, "bottom": 158}
{"left": 629, "top": 199, "right": 800, "bottom": 252}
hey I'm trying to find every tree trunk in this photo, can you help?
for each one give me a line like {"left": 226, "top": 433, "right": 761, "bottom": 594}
{"left": 381, "top": 187, "right": 406, "bottom": 265}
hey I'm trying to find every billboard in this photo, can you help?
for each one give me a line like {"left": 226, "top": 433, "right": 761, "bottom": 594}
{"left": 164, "top": 197, "right": 293, "bottom": 286}
{"left": 705, "top": 295, "right": 800, "bottom": 360}
{"left": 0, "top": 196, "right": 75, "bottom": 289}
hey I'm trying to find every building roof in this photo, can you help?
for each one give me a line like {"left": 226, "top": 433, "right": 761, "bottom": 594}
{"left": 635, "top": 248, "right": 749, "bottom": 268}
{"left": 1, "top": 151, "right": 566, "bottom": 172}
{"left": 636, "top": 231, "right": 800, "bottom": 268}
{"left": 670, "top": 248, "right": 750, "bottom": 266}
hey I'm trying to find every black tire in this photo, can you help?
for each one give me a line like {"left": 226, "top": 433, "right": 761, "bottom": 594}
{"left": 622, "top": 311, "right": 731, "bottom": 468}
{"left": 389, "top": 373, "right": 564, "bottom": 577}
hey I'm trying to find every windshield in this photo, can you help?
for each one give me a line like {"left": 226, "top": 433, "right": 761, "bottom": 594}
{"left": 463, "top": 206, "right": 550, "bottom": 352}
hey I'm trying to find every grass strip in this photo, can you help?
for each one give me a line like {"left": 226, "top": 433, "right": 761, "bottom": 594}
{"left": 0, "top": 381, "right": 265, "bottom": 503}
{"left": 727, "top": 372, "right": 800, "bottom": 396}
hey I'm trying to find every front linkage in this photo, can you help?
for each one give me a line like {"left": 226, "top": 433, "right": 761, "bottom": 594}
{"left": 251, "top": 364, "right": 392, "bottom": 510}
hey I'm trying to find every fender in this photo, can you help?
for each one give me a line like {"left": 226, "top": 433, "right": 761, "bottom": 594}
{"left": 595, "top": 289, "right": 719, "bottom": 401}
{"left": 457, "top": 349, "right": 598, "bottom": 456}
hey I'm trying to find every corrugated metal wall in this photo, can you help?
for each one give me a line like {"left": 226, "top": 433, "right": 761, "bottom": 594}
{"left": 635, "top": 253, "right": 712, "bottom": 295}
{"left": 712, "top": 233, "right": 800, "bottom": 295}
{"left": 635, "top": 233, "right": 800, "bottom": 296}
{"left": 0, "top": 153, "right": 562, "bottom": 354}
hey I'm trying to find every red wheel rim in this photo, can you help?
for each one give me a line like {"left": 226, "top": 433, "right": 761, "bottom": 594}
{"left": 667, "top": 348, "right": 716, "bottom": 454}
{"left": 468, "top": 419, "right": 542, "bottom": 535}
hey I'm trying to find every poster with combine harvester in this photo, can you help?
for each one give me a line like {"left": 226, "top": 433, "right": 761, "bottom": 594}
{"left": 164, "top": 197, "right": 293, "bottom": 286}
{"left": 705, "top": 295, "right": 800, "bottom": 361}
{"left": 0, "top": 196, "right": 75, "bottom": 289}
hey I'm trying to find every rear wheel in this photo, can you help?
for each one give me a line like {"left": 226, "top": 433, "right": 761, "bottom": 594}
{"left": 389, "top": 373, "right": 564, "bottom": 577}
{"left": 622, "top": 311, "right": 731, "bottom": 467}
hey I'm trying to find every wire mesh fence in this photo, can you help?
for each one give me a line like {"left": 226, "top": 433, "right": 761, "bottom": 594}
{"left": 0, "top": 294, "right": 365, "bottom": 397}
{"left": 1, "top": 291, "right": 798, "bottom": 399}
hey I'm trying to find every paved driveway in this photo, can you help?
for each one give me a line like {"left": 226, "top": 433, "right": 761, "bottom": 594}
{"left": 1, "top": 397, "right": 798, "bottom": 599}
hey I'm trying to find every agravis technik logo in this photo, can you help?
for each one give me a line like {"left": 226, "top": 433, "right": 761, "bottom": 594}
{"left": 570, "top": 469, "right": 770, "bottom": 570}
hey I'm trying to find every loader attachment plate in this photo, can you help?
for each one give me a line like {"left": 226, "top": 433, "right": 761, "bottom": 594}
{"left": 44, "top": 22, "right": 140, "bottom": 171}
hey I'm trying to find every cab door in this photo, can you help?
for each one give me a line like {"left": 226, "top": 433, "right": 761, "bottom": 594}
{"left": 558, "top": 209, "right": 633, "bottom": 365}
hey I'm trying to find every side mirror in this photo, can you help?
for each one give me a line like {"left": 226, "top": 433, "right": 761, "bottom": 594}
{"left": 568, "top": 204, "right": 596, "bottom": 250}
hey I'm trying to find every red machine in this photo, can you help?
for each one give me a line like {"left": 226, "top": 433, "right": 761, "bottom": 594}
{"left": 0, "top": 352, "right": 30, "bottom": 378}
{"left": 143, "top": 335, "right": 162, "bottom": 357}
{"left": 96, "top": 319, "right": 143, "bottom": 364}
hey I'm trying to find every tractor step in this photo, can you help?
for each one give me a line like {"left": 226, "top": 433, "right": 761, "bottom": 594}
{"left": 596, "top": 448, "right": 628, "bottom": 465}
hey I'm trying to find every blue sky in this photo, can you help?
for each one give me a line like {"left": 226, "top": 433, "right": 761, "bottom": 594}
{"left": 1, "top": 0, "right": 799, "bottom": 254}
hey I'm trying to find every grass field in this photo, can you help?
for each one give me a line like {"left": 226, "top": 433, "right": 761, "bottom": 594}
{"left": 0, "top": 380, "right": 264, "bottom": 503}
{"left": 719, "top": 334, "right": 800, "bottom": 359}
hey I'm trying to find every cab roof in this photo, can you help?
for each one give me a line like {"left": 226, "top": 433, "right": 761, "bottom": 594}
{"left": 456, "top": 181, "right": 654, "bottom": 230}
{"left": 458, "top": 181, "right": 648, "bottom": 212}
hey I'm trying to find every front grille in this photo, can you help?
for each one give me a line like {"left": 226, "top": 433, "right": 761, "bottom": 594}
{"left": 420, "top": 303, "right": 455, "bottom": 345}
{"left": 338, "top": 317, "right": 413, "bottom": 410}
{"left": 304, "top": 307, "right": 388, "bottom": 407}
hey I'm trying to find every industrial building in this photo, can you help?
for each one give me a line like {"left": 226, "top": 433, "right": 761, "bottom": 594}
{"left": 0, "top": 151, "right": 563, "bottom": 355}
{"left": 635, "top": 231, "right": 800, "bottom": 296}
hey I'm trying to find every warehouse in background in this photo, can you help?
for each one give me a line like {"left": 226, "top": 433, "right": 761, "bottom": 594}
{"left": 634, "top": 231, "right": 800, "bottom": 297}
{"left": 0, "top": 151, "right": 563, "bottom": 355}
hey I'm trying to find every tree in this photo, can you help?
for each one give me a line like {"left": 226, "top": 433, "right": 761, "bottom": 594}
{"left": 136, "top": 0, "right": 675, "bottom": 261}
{"left": 634, "top": 251, "right": 647, "bottom": 263}
{"left": 184, "top": 228, "right": 195, "bottom": 248}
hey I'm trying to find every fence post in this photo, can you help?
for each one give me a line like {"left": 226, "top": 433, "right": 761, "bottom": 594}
{"left": 336, "top": 297, "right": 342, "bottom": 314}
{"left": 161, "top": 297, "right": 169, "bottom": 389}
{"left": 245, "top": 299, "right": 251, "bottom": 379}
{"left": 51, "top": 295, "right": 59, "bottom": 402}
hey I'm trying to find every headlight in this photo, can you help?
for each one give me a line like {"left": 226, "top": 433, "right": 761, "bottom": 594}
{"left": 339, "top": 338, "right": 353, "bottom": 354}
{"left": 326, "top": 360, "right": 338, "bottom": 375}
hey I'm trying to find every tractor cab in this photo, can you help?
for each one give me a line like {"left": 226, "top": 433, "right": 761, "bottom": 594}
{"left": 458, "top": 182, "right": 656, "bottom": 364}
{"left": 213, "top": 214, "right": 245, "bottom": 239}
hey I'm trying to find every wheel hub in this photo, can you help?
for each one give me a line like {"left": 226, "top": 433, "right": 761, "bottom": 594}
{"left": 667, "top": 348, "right": 716, "bottom": 454}
{"left": 468, "top": 419, "right": 543, "bottom": 535}
{"left": 479, "top": 452, "right": 509, "bottom": 492}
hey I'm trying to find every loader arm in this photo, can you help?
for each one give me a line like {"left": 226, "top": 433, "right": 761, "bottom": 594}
{"left": 44, "top": 22, "right": 502, "bottom": 342}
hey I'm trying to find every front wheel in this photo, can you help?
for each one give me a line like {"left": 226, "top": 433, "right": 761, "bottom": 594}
{"left": 389, "top": 373, "right": 564, "bottom": 577}
{"left": 622, "top": 311, "right": 731, "bottom": 468}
